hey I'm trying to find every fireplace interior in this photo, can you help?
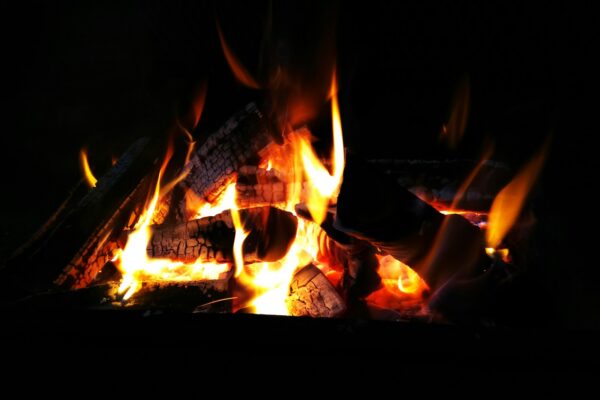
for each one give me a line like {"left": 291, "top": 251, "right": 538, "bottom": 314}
{"left": 1, "top": 1, "right": 597, "bottom": 368}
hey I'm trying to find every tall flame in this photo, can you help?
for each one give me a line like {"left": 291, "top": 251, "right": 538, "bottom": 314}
{"left": 486, "top": 144, "right": 548, "bottom": 248}
{"left": 300, "top": 72, "right": 345, "bottom": 224}
{"left": 79, "top": 148, "right": 97, "bottom": 188}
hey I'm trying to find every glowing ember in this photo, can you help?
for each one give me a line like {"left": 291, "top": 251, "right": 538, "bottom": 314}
{"left": 299, "top": 72, "right": 345, "bottom": 225}
{"left": 79, "top": 148, "right": 97, "bottom": 188}
{"left": 366, "top": 255, "right": 429, "bottom": 312}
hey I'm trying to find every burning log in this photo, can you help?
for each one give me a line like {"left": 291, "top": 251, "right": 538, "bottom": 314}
{"left": 176, "top": 102, "right": 277, "bottom": 220}
{"left": 335, "top": 155, "right": 488, "bottom": 292}
{"left": 287, "top": 264, "right": 346, "bottom": 318}
{"left": 367, "top": 159, "right": 510, "bottom": 211}
{"left": 148, "top": 206, "right": 298, "bottom": 264}
{"left": 1, "top": 137, "right": 162, "bottom": 297}
{"left": 120, "top": 279, "right": 232, "bottom": 313}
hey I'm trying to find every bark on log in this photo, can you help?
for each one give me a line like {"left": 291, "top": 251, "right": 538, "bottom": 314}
{"left": 1, "top": 137, "right": 162, "bottom": 298}
{"left": 335, "top": 155, "right": 489, "bottom": 292}
{"left": 287, "top": 264, "right": 346, "bottom": 318}
{"left": 148, "top": 207, "right": 298, "bottom": 264}
{"left": 176, "top": 103, "right": 276, "bottom": 220}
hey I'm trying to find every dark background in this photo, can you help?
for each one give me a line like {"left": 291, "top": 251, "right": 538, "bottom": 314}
{"left": 1, "top": 1, "right": 597, "bottom": 329}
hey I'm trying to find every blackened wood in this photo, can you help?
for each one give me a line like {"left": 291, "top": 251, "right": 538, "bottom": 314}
{"left": 287, "top": 264, "right": 346, "bottom": 318}
{"left": 335, "top": 155, "right": 488, "bottom": 291}
{"left": 367, "top": 159, "right": 510, "bottom": 211}
{"left": 1, "top": 137, "right": 162, "bottom": 298}
{"left": 176, "top": 103, "right": 275, "bottom": 220}
{"left": 148, "top": 207, "right": 298, "bottom": 264}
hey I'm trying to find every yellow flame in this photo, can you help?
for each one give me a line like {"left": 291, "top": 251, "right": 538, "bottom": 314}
{"left": 299, "top": 72, "right": 345, "bottom": 224}
{"left": 115, "top": 149, "right": 230, "bottom": 300}
{"left": 79, "top": 148, "right": 98, "bottom": 188}
{"left": 377, "top": 255, "right": 428, "bottom": 295}
{"left": 241, "top": 218, "right": 315, "bottom": 315}
{"left": 486, "top": 144, "right": 548, "bottom": 248}
{"left": 217, "top": 20, "right": 261, "bottom": 89}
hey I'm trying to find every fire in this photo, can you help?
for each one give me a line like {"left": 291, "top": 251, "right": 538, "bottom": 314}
{"left": 366, "top": 255, "right": 429, "bottom": 312}
{"left": 217, "top": 20, "right": 261, "bottom": 89}
{"left": 79, "top": 148, "right": 97, "bottom": 188}
{"left": 115, "top": 148, "right": 230, "bottom": 300}
{"left": 299, "top": 72, "right": 345, "bottom": 224}
{"left": 486, "top": 144, "right": 548, "bottom": 249}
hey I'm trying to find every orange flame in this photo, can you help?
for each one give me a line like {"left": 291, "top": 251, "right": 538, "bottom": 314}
{"left": 217, "top": 20, "right": 261, "bottom": 89}
{"left": 79, "top": 148, "right": 97, "bottom": 188}
{"left": 441, "top": 76, "right": 470, "bottom": 148}
{"left": 486, "top": 144, "right": 548, "bottom": 249}
{"left": 115, "top": 147, "right": 230, "bottom": 300}
{"left": 366, "top": 255, "right": 429, "bottom": 312}
{"left": 299, "top": 71, "right": 345, "bottom": 224}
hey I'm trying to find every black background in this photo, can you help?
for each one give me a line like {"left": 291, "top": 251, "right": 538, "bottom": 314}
{"left": 1, "top": 0, "right": 597, "bottom": 331}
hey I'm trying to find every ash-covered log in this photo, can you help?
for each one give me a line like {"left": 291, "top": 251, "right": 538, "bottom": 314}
{"left": 287, "top": 264, "right": 346, "bottom": 318}
{"left": 148, "top": 206, "right": 298, "bottom": 264}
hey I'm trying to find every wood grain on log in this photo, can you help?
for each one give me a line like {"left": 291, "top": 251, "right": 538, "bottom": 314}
{"left": 287, "top": 264, "right": 346, "bottom": 318}
{"left": 148, "top": 207, "right": 298, "bottom": 264}
{"left": 177, "top": 103, "right": 275, "bottom": 220}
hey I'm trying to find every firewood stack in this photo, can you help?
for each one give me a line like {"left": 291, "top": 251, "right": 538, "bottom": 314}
{"left": 1, "top": 101, "right": 496, "bottom": 319}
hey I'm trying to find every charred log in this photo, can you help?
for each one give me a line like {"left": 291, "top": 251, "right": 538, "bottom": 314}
{"left": 335, "top": 155, "right": 488, "bottom": 292}
{"left": 1, "top": 137, "right": 163, "bottom": 298}
{"left": 287, "top": 264, "right": 346, "bottom": 318}
{"left": 148, "top": 207, "right": 298, "bottom": 264}
{"left": 176, "top": 103, "right": 276, "bottom": 220}
{"left": 367, "top": 159, "right": 510, "bottom": 211}
{"left": 121, "top": 279, "right": 232, "bottom": 313}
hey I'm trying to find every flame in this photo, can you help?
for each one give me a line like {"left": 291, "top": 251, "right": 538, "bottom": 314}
{"left": 113, "top": 69, "right": 351, "bottom": 316}
{"left": 79, "top": 148, "right": 97, "bottom": 188}
{"left": 378, "top": 255, "right": 428, "bottom": 295}
{"left": 485, "top": 247, "right": 510, "bottom": 262}
{"left": 217, "top": 20, "right": 261, "bottom": 89}
{"left": 366, "top": 255, "right": 429, "bottom": 312}
{"left": 299, "top": 72, "right": 345, "bottom": 224}
{"left": 441, "top": 76, "right": 470, "bottom": 148}
{"left": 486, "top": 144, "right": 548, "bottom": 248}
{"left": 115, "top": 147, "right": 230, "bottom": 300}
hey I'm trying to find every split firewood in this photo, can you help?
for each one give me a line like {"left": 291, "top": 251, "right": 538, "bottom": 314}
{"left": 294, "top": 205, "right": 381, "bottom": 300}
{"left": 2, "top": 137, "right": 163, "bottom": 297}
{"left": 287, "top": 264, "right": 346, "bottom": 318}
{"left": 175, "top": 103, "right": 277, "bottom": 220}
{"left": 335, "top": 155, "right": 489, "bottom": 292}
{"left": 148, "top": 206, "right": 298, "bottom": 264}
{"left": 118, "top": 279, "right": 232, "bottom": 313}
